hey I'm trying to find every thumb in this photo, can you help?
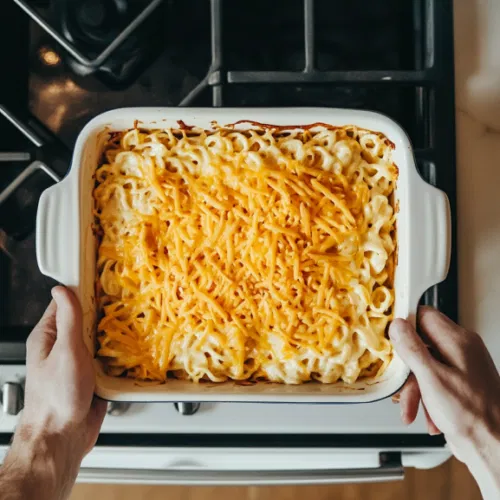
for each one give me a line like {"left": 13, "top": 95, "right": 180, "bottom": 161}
{"left": 51, "top": 286, "right": 83, "bottom": 348}
{"left": 26, "top": 299, "right": 58, "bottom": 361}
{"left": 389, "top": 318, "right": 437, "bottom": 379}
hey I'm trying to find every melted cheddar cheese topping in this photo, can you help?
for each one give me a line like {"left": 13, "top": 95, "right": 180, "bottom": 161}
{"left": 93, "top": 124, "right": 397, "bottom": 384}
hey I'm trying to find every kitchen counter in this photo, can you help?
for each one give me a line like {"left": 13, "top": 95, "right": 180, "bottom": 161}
{"left": 455, "top": 0, "right": 500, "bottom": 365}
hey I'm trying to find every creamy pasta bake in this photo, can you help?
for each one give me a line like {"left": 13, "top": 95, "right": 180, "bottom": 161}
{"left": 93, "top": 122, "right": 398, "bottom": 385}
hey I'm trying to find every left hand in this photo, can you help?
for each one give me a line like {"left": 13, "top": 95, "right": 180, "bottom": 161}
{"left": 2, "top": 286, "right": 107, "bottom": 500}
{"left": 20, "top": 285, "right": 107, "bottom": 455}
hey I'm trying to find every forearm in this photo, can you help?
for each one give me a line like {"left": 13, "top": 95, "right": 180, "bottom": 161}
{"left": 462, "top": 425, "right": 500, "bottom": 500}
{"left": 0, "top": 454, "right": 58, "bottom": 500}
{"left": 0, "top": 424, "right": 82, "bottom": 500}
{"left": 468, "top": 458, "right": 500, "bottom": 500}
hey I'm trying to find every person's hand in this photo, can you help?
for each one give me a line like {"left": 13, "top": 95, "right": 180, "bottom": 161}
{"left": 390, "top": 307, "right": 500, "bottom": 498}
{"left": 0, "top": 286, "right": 107, "bottom": 500}
{"left": 21, "top": 286, "right": 106, "bottom": 455}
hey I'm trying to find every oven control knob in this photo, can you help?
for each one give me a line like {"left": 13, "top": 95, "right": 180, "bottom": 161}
{"left": 106, "top": 401, "right": 131, "bottom": 416}
{"left": 1, "top": 382, "right": 24, "bottom": 416}
{"left": 174, "top": 402, "right": 200, "bottom": 416}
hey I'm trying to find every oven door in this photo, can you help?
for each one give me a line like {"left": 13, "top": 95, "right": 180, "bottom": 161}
{"left": 73, "top": 447, "right": 450, "bottom": 485}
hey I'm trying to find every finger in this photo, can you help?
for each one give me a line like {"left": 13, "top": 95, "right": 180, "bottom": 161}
{"left": 389, "top": 318, "right": 438, "bottom": 379}
{"left": 422, "top": 401, "right": 441, "bottom": 436}
{"left": 51, "top": 286, "right": 83, "bottom": 348}
{"left": 391, "top": 375, "right": 411, "bottom": 404}
{"left": 84, "top": 397, "right": 107, "bottom": 455}
{"left": 26, "top": 299, "right": 58, "bottom": 361}
{"left": 418, "top": 307, "right": 470, "bottom": 368}
{"left": 398, "top": 373, "right": 421, "bottom": 425}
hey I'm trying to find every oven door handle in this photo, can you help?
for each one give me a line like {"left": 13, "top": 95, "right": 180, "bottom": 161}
{"left": 77, "top": 465, "right": 404, "bottom": 485}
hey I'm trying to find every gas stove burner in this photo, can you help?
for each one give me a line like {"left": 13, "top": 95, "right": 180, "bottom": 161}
{"left": 60, "top": 0, "right": 131, "bottom": 47}
{"left": 27, "top": 0, "right": 166, "bottom": 88}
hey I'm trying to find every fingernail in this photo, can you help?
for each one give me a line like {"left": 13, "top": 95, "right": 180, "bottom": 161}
{"left": 419, "top": 305, "right": 435, "bottom": 314}
{"left": 50, "top": 286, "right": 61, "bottom": 303}
{"left": 400, "top": 409, "right": 409, "bottom": 425}
{"left": 400, "top": 409, "right": 414, "bottom": 426}
{"left": 389, "top": 320, "right": 401, "bottom": 342}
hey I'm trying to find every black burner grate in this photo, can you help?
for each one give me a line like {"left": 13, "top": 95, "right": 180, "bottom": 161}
{"left": 0, "top": 0, "right": 456, "bottom": 367}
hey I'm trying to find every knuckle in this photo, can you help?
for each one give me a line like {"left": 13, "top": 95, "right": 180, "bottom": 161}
{"left": 407, "top": 339, "right": 423, "bottom": 355}
{"left": 468, "top": 330, "right": 482, "bottom": 343}
{"left": 463, "top": 331, "right": 490, "bottom": 366}
{"left": 26, "top": 331, "right": 37, "bottom": 351}
{"left": 402, "top": 333, "right": 425, "bottom": 357}
{"left": 464, "top": 331, "right": 482, "bottom": 349}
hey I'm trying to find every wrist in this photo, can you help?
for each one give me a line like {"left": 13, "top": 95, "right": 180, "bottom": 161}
{"left": 457, "top": 421, "right": 500, "bottom": 498}
{"left": 3, "top": 420, "right": 82, "bottom": 500}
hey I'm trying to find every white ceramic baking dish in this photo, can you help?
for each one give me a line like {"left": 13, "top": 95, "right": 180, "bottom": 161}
{"left": 36, "top": 107, "right": 451, "bottom": 403}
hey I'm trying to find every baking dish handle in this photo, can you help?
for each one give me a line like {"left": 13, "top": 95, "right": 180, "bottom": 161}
{"left": 36, "top": 178, "right": 79, "bottom": 286}
{"left": 409, "top": 177, "right": 451, "bottom": 312}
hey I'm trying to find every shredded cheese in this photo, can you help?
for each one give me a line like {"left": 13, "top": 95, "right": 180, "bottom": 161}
{"left": 94, "top": 124, "right": 397, "bottom": 384}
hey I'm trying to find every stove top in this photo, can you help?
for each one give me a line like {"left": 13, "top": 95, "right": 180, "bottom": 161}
{"left": 0, "top": 0, "right": 456, "bottom": 446}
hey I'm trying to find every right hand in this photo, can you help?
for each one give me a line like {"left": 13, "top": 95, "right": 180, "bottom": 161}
{"left": 390, "top": 307, "right": 500, "bottom": 496}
